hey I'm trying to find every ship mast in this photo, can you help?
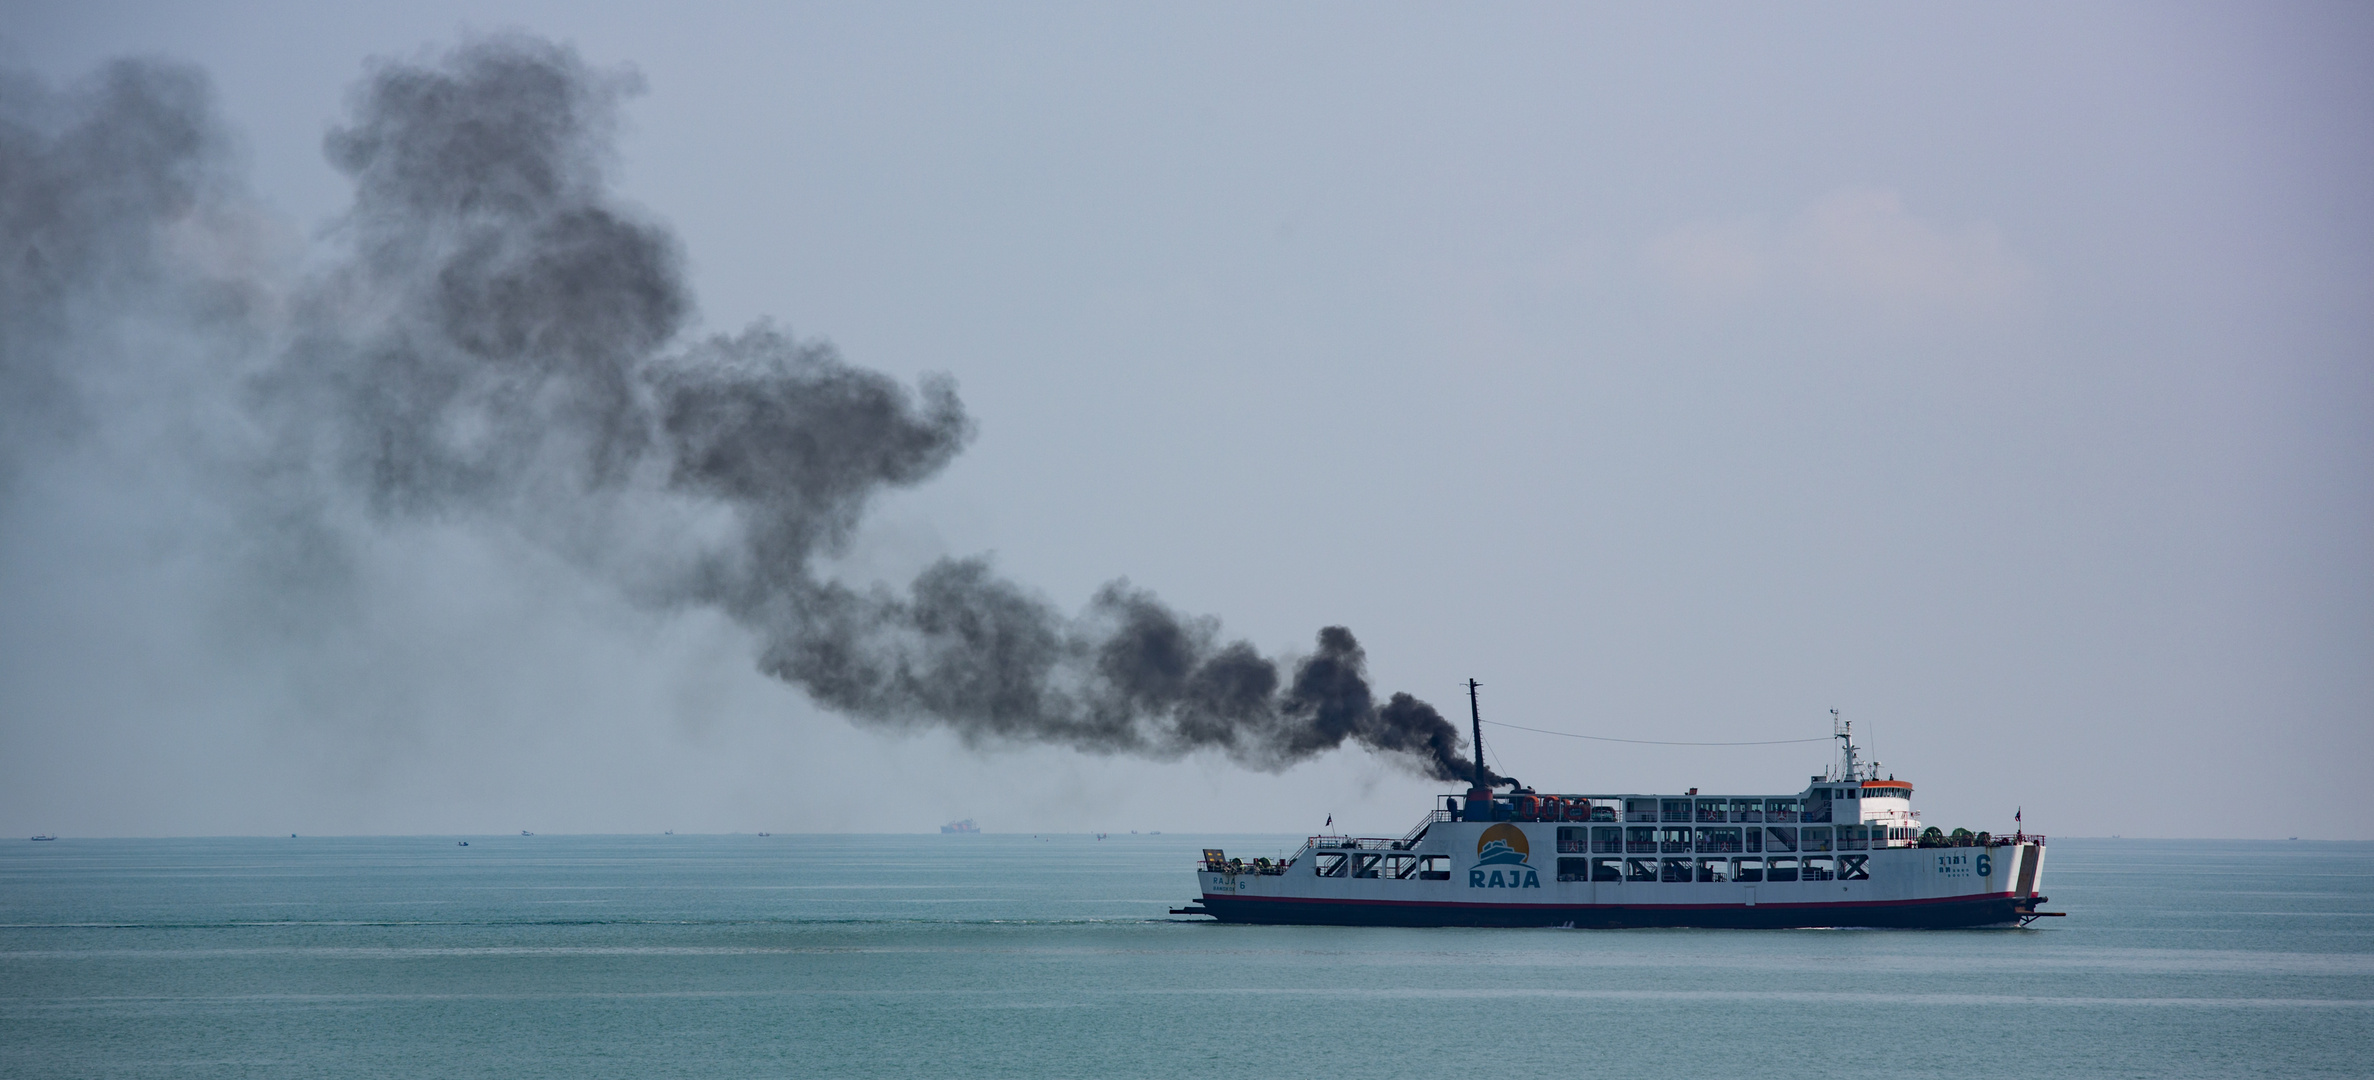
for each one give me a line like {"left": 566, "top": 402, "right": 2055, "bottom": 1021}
{"left": 1832, "top": 708, "right": 1864, "bottom": 782}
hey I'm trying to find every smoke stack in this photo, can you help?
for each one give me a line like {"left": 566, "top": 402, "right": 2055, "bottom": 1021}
{"left": 1463, "top": 678, "right": 1492, "bottom": 818}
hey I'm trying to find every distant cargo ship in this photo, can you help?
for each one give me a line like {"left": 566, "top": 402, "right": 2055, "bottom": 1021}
{"left": 1174, "top": 688, "right": 2055, "bottom": 930}
{"left": 940, "top": 819, "right": 980, "bottom": 834}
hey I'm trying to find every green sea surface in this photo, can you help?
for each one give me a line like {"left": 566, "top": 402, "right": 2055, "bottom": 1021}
{"left": 2, "top": 834, "right": 2367, "bottom": 1079}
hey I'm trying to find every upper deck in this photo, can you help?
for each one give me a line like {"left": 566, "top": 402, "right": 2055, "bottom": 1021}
{"left": 1437, "top": 779, "right": 1937, "bottom": 842}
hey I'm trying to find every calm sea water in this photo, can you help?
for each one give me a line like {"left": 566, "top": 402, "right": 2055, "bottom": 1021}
{"left": 2, "top": 834, "right": 2367, "bottom": 1079}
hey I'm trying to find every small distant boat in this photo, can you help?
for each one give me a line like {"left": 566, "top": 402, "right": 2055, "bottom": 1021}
{"left": 520, "top": 830, "right": 534, "bottom": 836}
{"left": 757, "top": 832, "right": 771, "bottom": 837}
{"left": 29, "top": 835, "right": 56, "bottom": 841}
{"left": 664, "top": 830, "right": 674, "bottom": 836}
{"left": 456, "top": 841, "right": 469, "bottom": 846}
{"left": 941, "top": 819, "right": 980, "bottom": 834}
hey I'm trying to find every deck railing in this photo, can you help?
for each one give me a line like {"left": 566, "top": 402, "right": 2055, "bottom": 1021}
{"left": 1886, "top": 834, "right": 2046, "bottom": 848}
{"left": 1310, "top": 836, "right": 1410, "bottom": 852}
{"left": 1261, "top": 825, "right": 2045, "bottom": 862}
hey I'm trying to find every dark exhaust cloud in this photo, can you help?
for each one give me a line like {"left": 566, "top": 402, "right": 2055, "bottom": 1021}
{"left": 1, "top": 35, "right": 1501, "bottom": 787}
{"left": 1, "top": 58, "right": 249, "bottom": 483}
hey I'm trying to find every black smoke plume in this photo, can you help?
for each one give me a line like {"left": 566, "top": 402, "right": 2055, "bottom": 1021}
{"left": 1, "top": 36, "right": 1502, "bottom": 786}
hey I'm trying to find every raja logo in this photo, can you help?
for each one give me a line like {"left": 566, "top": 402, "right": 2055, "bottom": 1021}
{"left": 1468, "top": 823, "right": 1541, "bottom": 889}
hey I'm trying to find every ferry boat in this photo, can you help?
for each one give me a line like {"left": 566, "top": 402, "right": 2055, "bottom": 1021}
{"left": 1174, "top": 686, "right": 2055, "bottom": 929}
{"left": 941, "top": 819, "right": 980, "bottom": 834}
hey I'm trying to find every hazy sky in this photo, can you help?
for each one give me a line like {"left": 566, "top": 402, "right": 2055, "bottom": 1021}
{"left": 3, "top": 2, "right": 2367, "bottom": 840}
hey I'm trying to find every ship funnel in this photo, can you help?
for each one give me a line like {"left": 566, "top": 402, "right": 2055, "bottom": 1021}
{"left": 1467, "top": 679, "right": 1486, "bottom": 789}
{"left": 1462, "top": 678, "right": 1496, "bottom": 819}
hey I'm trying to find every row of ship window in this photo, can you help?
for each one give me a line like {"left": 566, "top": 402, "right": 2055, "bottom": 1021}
{"left": 1614, "top": 796, "right": 1891, "bottom": 824}
{"left": 1301, "top": 851, "right": 1874, "bottom": 883}
{"left": 1311, "top": 852, "right": 1451, "bottom": 880}
{"left": 1552, "top": 856, "right": 1872, "bottom": 883}
{"left": 1552, "top": 825, "right": 1917, "bottom": 855}
{"left": 1467, "top": 794, "right": 1904, "bottom": 824}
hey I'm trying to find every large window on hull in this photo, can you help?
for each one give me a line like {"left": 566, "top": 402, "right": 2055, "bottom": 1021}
{"left": 1569, "top": 856, "right": 1817, "bottom": 884}
{"left": 1696, "top": 827, "right": 1743, "bottom": 854}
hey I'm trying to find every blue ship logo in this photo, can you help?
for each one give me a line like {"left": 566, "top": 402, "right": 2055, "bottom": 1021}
{"left": 1470, "top": 823, "right": 1540, "bottom": 889}
{"left": 1475, "top": 822, "right": 1531, "bottom": 866}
